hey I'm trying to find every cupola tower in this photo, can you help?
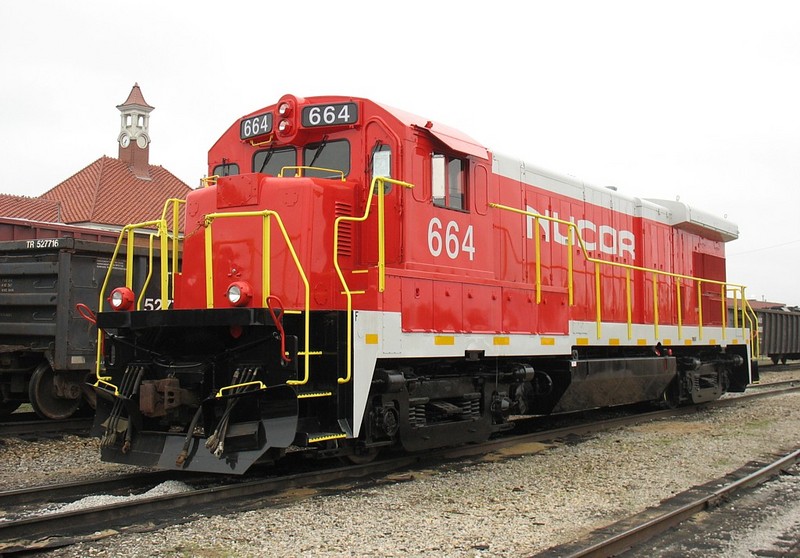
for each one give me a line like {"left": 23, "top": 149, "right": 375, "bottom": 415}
{"left": 117, "top": 83, "right": 154, "bottom": 178}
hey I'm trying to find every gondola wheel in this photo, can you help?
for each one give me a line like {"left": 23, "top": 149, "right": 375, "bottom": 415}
{"left": 28, "top": 362, "right": 82, "bottom": 420}
{"left": 81, "top": 373, "right": 97, "bottom": 410}
{"left": 0, "top": 400, "right": 21, "bottom": 417}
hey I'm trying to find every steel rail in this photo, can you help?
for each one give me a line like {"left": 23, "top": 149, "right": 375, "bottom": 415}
{"left": 0, "top": 470, "right": 193, "bottom": 510}
{"left": 0, "top": 416, "right": 92, "bottom": 437}
{"left": 540, "top": 447, "right": 800, "bottom": 558}
{"left": 0, "top": 456, "right": 421, "bottom": 553}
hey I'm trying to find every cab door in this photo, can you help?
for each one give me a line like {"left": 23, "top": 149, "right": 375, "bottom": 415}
{"left": 360, "top": 121, "right": 402, "bottom": 267}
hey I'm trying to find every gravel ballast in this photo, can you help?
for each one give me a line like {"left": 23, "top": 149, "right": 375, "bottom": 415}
{"left": 3, "top": 369, "right": 799, "bottom": 557}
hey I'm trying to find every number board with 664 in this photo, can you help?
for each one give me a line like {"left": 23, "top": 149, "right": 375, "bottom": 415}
{"left": 240, "top": 112, "right": 273, "bottom": 140}
{"left": 301, "top": 102, "right": 358, "bottom": 127}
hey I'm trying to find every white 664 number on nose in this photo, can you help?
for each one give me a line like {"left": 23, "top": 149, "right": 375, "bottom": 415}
{"left": 427, "top": 218, "right": 475, "bottom": 261}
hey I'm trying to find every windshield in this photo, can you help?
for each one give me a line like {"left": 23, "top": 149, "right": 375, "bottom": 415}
{"left": 253, "top": 146, "right": 297, "bottom": 176}
{"left": 303, "top": 139, "right": 350, "bottom": 178}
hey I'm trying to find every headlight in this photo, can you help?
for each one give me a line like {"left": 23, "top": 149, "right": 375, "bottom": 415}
{"left": 278, "top": 101, "right": 293, "bottom": 117}
{"left": 278, "top": 119, "right": 293, "bottom": 135}
{"left": 226, "top": 281, "right": 252, "bottom": 307}
{"left": 108, "top": 287, "right": 135, "bottom": 311}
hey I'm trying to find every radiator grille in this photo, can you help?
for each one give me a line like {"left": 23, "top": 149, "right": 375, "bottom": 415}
{"left": 335, "top": 202, "right": 353, "bottom": 257}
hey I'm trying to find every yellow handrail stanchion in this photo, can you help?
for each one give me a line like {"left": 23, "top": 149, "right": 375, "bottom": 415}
{"left": 203, "top": 220, "right": 214, "bottom": 309}
{"left": 652, "top": 272, "right": 659, "bottom": 340}
{"left": 720, "top": 284, "right": 727, "bottom": 339}
{"left": 171, "top": 200, "right": 180, "bottom": 297}
{"left": 125, "top": 228, "right": 135, "bottom": 288}
{"left": 263, "top": 214, "right": 271, "bottom": 300}
{"left": 697, "top": 279, "right": 704, "bottom": 340}
{"left": 626, "top": 268, "right": 632, "bottom": 340}
{"left": 156, "top": 198, "right": 185, "bottom": 303}
{"left": 737, "top": 290, "right": 743, "bottom": 331}
{"left": 595, "top": 262, "right": 602, "bottom": 339}
{"left": 378, "top": 179, "right": 386, "bottom": 293}
{"left": 567, "top": 231, "right": 574, "bottom": 306}
{"left": 535, "top": 216, "right": 542, "bottom": 304}
{"left": 676, "top": 278, "right": 683, "bottom": 340}
{"left": 136, "top": 234, "right": 155, "bottom": 310}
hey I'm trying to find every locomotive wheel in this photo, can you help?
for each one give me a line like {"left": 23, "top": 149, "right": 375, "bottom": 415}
{"left": 28, "top": 362, "right": 82, "bottom": 420}
{"left": 343, "top": 446, "right": 380, "bottom": 465}
{"left": 659, "top": 377, "right": 681, "bottom": 409}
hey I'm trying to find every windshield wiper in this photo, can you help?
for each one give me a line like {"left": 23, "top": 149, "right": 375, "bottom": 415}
{"left": 306, "top": 135, "right": 328, "bottom": 168}
{"left": 257, "top": 146, "right": 276, "bottom": 174}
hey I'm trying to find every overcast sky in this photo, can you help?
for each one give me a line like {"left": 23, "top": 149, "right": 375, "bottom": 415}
{"left": 1, "top": 1, "right": 798, "bottom": 304}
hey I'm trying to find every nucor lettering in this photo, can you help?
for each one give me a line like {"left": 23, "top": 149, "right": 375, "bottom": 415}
{"left": 526, "top": 206, "right": 636, "bottom": 259}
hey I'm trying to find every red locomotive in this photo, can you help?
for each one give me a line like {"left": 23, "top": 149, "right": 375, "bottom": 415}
{"left": 92, "top": 94, "right": 757, "bottom": 474}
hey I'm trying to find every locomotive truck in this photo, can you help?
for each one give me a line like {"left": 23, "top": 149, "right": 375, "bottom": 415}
{"left": 92, "top": 94, "right": 758, "bottom": 474}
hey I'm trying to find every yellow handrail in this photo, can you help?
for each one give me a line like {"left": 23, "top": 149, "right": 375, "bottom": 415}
{"left": 729, "top": 289, "right": 760, "bottom": 358}
{"left": 278, "top": 166, "right": 346, "bottom": 181}
{"left": 201, "top": 175, "right": 219, "bottom": 188}
{"left": 93, "top": 199, "right": 184, "bottom": 387}
{"left": 333, "top": 176, "right": 414, "bottom": 384}
{"left": 489, "top": 203, "right": 754, "bottom": 344}
{"left": 95, "top": 378, "right": 120, "bottom": 396}
{"left": 202, "top": 209, "right": 312, "bottom": 385}
{"left": 216, "top": 381, "right": 267, "bottom": 397}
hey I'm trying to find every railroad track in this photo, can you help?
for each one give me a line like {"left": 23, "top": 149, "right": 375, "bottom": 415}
{"left": 532, "top": 447, "right": 800, "bottom": 557}
{"left": 0, "top": 414, "right": 92, "bottom": 437}
{"left": 2, "top": 382, "right": 798, "bottom": 554}
{"left": 0, "top": 454, "right": 424, "bottom": 554}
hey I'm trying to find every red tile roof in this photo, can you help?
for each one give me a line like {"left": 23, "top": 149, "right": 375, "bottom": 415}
{"left": 39, "top": 156, "right": 191, "bottom": 226}
{"left": 746, "top": 299, "right": 787, "bottom": 310}
{"left": 0, "top": 194, "right": 62, "bottom": 222}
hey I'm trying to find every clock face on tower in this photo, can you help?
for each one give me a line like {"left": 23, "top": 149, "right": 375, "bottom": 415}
{"left": 119, "top": 134, "right": 130, "bottom": 148}
{"left": 136, "top": 135, "right": 148, "bottom": 149}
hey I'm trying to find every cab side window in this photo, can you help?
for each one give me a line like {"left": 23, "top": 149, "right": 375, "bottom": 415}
{"left": 372, "top": 144, "right": 391, "bottom": 181}
{"left": 213, "top": 162, "right": 239, "bottom": 177}
{"left": 432, "top": 153, "right": 466, "bottom": 210}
